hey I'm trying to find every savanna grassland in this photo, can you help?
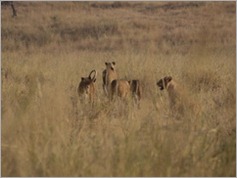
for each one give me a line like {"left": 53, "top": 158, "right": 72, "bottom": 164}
{"left": 1, "top": 1, "right": 236, "bottom": 176}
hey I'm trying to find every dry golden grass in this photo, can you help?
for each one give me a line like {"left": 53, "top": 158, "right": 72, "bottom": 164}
{"left": 1, "top": 2, "right": 236, "bottom": 176}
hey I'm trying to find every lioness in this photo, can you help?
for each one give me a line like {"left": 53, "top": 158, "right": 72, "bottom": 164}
{"left": 157, "top": 76, "right": 186, "bottom": 116}
{"left": 110, "top": 79, "right": 130, "bottom": 100}
{"left": 78, "top": 70, "right": 97, "bottom": 104}
{"left": 102, "top": 62, "right": 118, "bottom": 97}
{"left": 157, "top": 76, "right": 200, "bottom": 118}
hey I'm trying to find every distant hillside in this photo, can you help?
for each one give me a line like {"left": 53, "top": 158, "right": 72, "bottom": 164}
{"left": 1, "top": 1, "right": 236, "bottom": 54}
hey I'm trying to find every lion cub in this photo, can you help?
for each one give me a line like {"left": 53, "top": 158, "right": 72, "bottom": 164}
{"left": 78, "top": 70, "right": 97, "bottom": 104}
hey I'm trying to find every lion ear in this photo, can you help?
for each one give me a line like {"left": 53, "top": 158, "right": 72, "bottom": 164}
{"left": 81, "top": 77, "right": 85, "bottom": 81}
{"left": 112, "top": 62, "right": 116, "bottom": 65}
{"left": 167, "top": 76, "right": 172, "bottom": 82}
{"left": 105, "top": 62, "right": 108, "bottom": 66}
{"left": 164, "top": 76, "right": 172, "bottom": 84}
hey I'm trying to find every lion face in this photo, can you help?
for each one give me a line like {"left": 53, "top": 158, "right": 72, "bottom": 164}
{"left": 105, "top": 62, "right": 116, "bottom": 71}
{"left": 157, "top": 76, "right": 172, "bottom": 90}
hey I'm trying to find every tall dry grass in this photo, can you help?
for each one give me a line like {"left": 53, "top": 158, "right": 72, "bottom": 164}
{"left": 1, "top": 1, "right": 236, "bottom": 176}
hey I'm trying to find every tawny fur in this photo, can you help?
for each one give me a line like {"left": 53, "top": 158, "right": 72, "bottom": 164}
{"left": 102, "top": 62, "right": 118, "bottom": 97}
{"left": 157, "top": 76, "right": 200, "bottom": 117}
{"left": 111, "top": 79, "right": 130, "bottom": 100}
{"left": 78, "top": 70, "right": 97, "bottom": 104}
